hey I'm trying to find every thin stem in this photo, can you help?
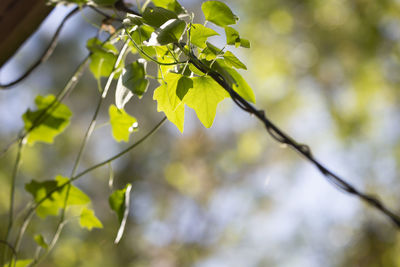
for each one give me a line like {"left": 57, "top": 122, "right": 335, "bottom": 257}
{"left": 29, "top": 42, "right": 130, "bottom": 267}
{"left": 124, "top": 27, "right": 185, "bottom": 66}
{"left": 14, "top": 116, "right": 166, "bottom": 259}
{"left": 2, "top": 139, "right": 23, "bottom": 265}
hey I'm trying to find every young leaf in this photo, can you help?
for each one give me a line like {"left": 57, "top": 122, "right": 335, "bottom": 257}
{"left": 87, "top": 38, "right": 119, "bottom": 78}
{"left": 80, "top": 207, "right": 103, "bottom": 231}
{"left": 22, "top": 94, "right": 72, "bottom": 145}
{"left": 153, "top": 73, "right": 187, "bottom": 132}
{"left": 143, "top": 6, "right": 178, "bottom": 28}
{"left": 223, "top": 51, "right": 247, "bottom": 70}
{"left": 121, "top": 61, "right": 149, "bottom": 98}
{"left": 34, "top": 234, "right": 48, "bottom": 249}
{"left": 109, "top": 184, "right": 132, "bottom": 244}
{"left": 109, "top": 105, "right": 138, "bottom": 142}
{"left": 224, "top": 26, "right": 250, "bottom": 48}
{"left": 200, "top": 42, "right": 223, "bottom": 60}
{"left": 147, "top": 19, "right": 186, "bottom": 46}
{"left": 239, "top": 38, "right": 250, "bottom": 48}
{"left": 189, "top": 24, "right": 219, "bottom": 49}
{"left": 214, "top": 60, "right": 255, "bottom": 103}
{"left": 202, "top": 1, "right": 238, "bottom": 27}
{"left": 183, "top": 76, "right": 229, "bottom": 128}
{"left": 225, "top": 26, "right": 240, "bottom": 45}
{"left": 25, "top": 175, "right": 90, "bottom": 218}
{"left": 152, "top": 0, "right": 185, "bottom": 14}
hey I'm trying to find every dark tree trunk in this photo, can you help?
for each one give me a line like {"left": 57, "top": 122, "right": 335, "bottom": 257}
{"left": 0, "top": 0, "right": 53, "bottom": 67}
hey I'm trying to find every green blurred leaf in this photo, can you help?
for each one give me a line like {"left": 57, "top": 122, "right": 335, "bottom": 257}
{"left": 80, "top": 207, "right": 103, "bottom": 231}
{"left": 147, "top": 19, "right": 186, "bottom": 46}
{"left": 183, "top": 76, "right": 229, "bottom": 128}
{"left": 202, "top": 1, "right": 238, "bottom": 27}
{"left": 109, "top": 184, "right": 132, "bottom": 244}
{"left": 153, "top": 73, "right": 187, "bottom": 132}
{"left": 109, "top": 105, "right": 138, "bottom": 142}
{"left": 152, "top": 0, "right": 185, "bottom": 14}
{"left": 22, "top": 94, "right": 72, "bottom": 146}
{"left": 223, "top": 51, "right": 247, "bottom": 70}
{"left": 143, "top": 6, "right": 178, "bottom": 28}
{"left": 34, "top": 234, "right": 48, "bottom": 249}
{"left": 25, "top": 175, "right": 90, "bottom": 218}
{"left": 87, "top": 38, "right": 119, "bottom": 79}
{"left": 190, "top": 24, "right": 219, "bottom": 49}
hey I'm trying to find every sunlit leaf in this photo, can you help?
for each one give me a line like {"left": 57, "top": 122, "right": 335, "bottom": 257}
{"left": 109, "top": 105, "right": 138, "bottom": 142}
{"left": 143, "top": 6, "right": 177, "bottom": 28}
{"left": 153, "top": 73, "right": 187, "bottom": 132}
{"left": 200, "top": 42, "right": 223, "bottom": 60}
{"left": 214, "top": 60, "right": 255, "bottom": 103}
{"left": 223, "top": 51, "right": 247, "bottom": 70}
{"left": 189, "top": 24, "right": 219, "bottom": 49}
{"left": 34, "top": 234, "right": 48, "bottom": 249}
{"left": 79, "top": 207, "right": 103, "bottom": 231}
{"left": 239, "top": 38, "right": 250, "bottom": 48}
{"left": 25, "top": 175, "right": 90, "bottom": 218}
{"left": 109, "top": 184, "right": 132, "bottom": 244}
{"left": 183, "top": 76, "right": 229, "bottom": 128}
{"left": 202, "top": 1, "right": 238, "bottom": 27}
{"left": 225, "top": 26, "right": 240, "bottom": 45}
{"left": 22, "top": 95, "right": 72, "bottom": 146}
{"left": 147, "top": 19, "right": 186, "bottom": 46}
{"left": 152, "top": 0, "right": 185, "bottom": 14}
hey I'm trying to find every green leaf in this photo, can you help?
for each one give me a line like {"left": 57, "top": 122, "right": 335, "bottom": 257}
{"left": 200, "top": 42, "right": 223, "bottom": 61}
{"left": 176, "top": 76, "right": 193, "bottom": 100}
{"left": 225, "top": 26, "right": 240, "bottom": 45}
{"left": 3, "top": 259, "right": 33, "bottom": 267}
{"left": 22, "top": 94, "right": 72, "bottom": 146}
{"left": 109, "top": 184, "right": 132, "bottom": 244}
{"left": 152, "top": 0, "right": 185, "bottom": 14}
{"left": 147, "top": 19, "right": 186, "bottom": 46}
{"left": 153, "top": 73, "right": 187, "bottom": 132}
{"left": 25, "top": 175, "right": 90, "bottom": 218}
{"left": 189, "top": 24, "right": 219, "bottom": 49}
{"left": 239, "top": 38, "right": 250, "bottom": 48}
{"left": 143, "top": 6, "right": 178, "bottom": 28}
{"left": 223, "top": 51, "right": 247, "bottom": 70}
{"left": 153, "top": 72, "right": 185, "bottom": 132}
{"left": 121, "top": 61, "right": 149, "bottom": 98}
{"left": 202, "top": 1, "right": 238, "bottom": 27}
{"left": 109, "top": 105, "right": 138, "bottom": 142}
{"left": 183, "top": 76, "right": 229, "bottom": 128}
{"left": 214, "top": 60, "right": 255, "bottom": 103}
{"left": 224, "top": 26, "right": 250, "bottom": 48}
{"left": 34, "top": 234, "right": 48, "bottom": 249}
{"left": 80, "top": 207, "right": 103, "bottom": 231}
{"left": 87, "top": 38, "right": 119, "bottom": 79}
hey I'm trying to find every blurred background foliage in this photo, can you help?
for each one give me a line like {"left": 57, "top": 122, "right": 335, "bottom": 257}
{"left": 1, "top": 0, "right": 400, "bottom": 266}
